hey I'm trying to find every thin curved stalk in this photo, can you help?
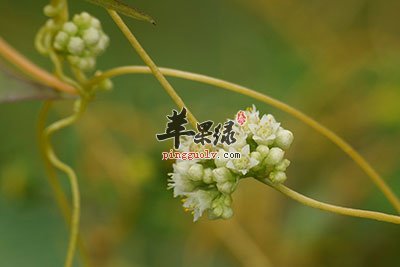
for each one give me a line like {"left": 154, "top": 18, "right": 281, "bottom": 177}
{"left": 43, "top": 99, "right": 86, "bottom": 267}
{"left": 87, "top": 65, "right": 400, "bottom": 213}
{"left": 37, "top": 101, "right": 91, "bottom": 267}
{"left": 264, "top": 181, "right": 400, "bottom": 224}
{"left": 106, "top": 10, "right": 198, "bottom": 127}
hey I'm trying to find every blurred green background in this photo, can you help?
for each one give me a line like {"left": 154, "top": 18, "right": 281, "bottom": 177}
{"left": 1, "top": 0, "right": 400, "bottom": 266}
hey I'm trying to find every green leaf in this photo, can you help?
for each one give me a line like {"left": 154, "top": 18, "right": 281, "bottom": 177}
{"left": 86, "top": 0, "right": 156, "bottom": 25}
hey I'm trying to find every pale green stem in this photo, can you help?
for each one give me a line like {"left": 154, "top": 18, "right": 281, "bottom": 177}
{"left": 37, "top": 101, "right": 91, "bottom": 267}
{"left": 43, "top": 99, "right": 87, "bottom": 267}
{"left": 262, "top": 181, "right": 400, "bottom": 224}
{"left": 87, "top": 66, "right": 400, "bottom": 214}
{"left": 106, "top": 10, "right": 198, "bottom": 127}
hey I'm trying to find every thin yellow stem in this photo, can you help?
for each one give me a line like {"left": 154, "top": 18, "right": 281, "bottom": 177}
{"left": 267, "top": 182, "right": 400, "bottom": 224}
{"left": 38, "top": 101, "right": 71, "bottom": 220}
{"left": 87, "top": 65, "right": 400, "bottom": 213}
{"left": 37, "top": 101, "right": 91, "bottom": 267}
{"left": 106, "top": 10, "right": 198, "bottom": 127}
{"left": 43, "top": 99, "right": 87, "bottom": 267}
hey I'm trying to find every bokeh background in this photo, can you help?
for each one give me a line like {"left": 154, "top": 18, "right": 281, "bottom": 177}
{"left": 1, "top": 0, "right": 400, "bottom": 266}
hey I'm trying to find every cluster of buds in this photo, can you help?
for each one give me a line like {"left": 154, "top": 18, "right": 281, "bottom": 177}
{"left": 168, "top": 105, "right": 294, "bottom": 221}
{"left": 53, "top": 12, "right": 109, "bottom": 72}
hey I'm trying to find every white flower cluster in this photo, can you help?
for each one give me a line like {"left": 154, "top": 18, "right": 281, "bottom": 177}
{"left": 53, "top": 12, "right": 109, "bottom": 72}
{"left": 168, "top": 105, "right": 294, "bottom": 221}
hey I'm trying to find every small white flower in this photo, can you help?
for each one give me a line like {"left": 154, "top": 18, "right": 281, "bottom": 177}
{"left": 168, "top": 160, "right": 199, "bottom": 196}
{"left": 240, "top": 104, "right": 260, "bottom": 134}
{"left": 167, "top": 105, "right": 294, "bottom": 222}
{"left": 249, "top": 114, "right": 280, "bottom": 146}
{"left": 168, "top": 172, "right": 195, "bottom": 197}
{"left": 245, "top": 105, "right": 260, "bottom": 125}
{"left": 223, "top": 126, "right": 248, "bottom": 150}
{"left": 226, "top": 145, "right": 259, "bottom": 175}
{"left": 183, "top": 190, "right": 218, "bottom": 221}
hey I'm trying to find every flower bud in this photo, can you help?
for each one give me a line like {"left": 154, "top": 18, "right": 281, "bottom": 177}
{"left": 77, "top": 57, "right": 95, "bottom": 71}
{"left": 212, "top": 167, "right": 233, "bottom": 184}
{"left": 188, "top": 164, "right": 204, "bottom": 181}
{"left": 83, "top": 28, "right": 100, "bottom": 46}
{"left": 221, "top": 207, "right": 233, "bottom": 219}
{"left": 275, "top": 129, "right": 294, "bottom": 150}
{"left": 217, "top": 181, "right": 237, "bottom": 194}
{"left": 275, "top": 159, "right": 290, "bottom": 172}
{"left": 214, "top": 151, "right": 228, "bottom": 168}
{"left": 91, "top": 35, "right": 109, "bottom": 55}
{"left": 52, "top": 12, "right": 109, "bottom": 72}
{"left": 210, "top": 194, "right": 233, "bottom": 219}
{"left": 250, "top": 151, "right": 262, "bottom": 162}
{"left": 53, "top": 31, "right": 69, "bottom": 50}
{"left": 73, "top": 12, "right": 92, "bottom": 28}
{"left": 45, "top": 19, "right": 56, "bottom": 28}
{"left": 256, "top": 145, "right": 269, "bottom": 158}
{"left": 211, "top": 206, "right": 223, "bottom": 217}
{"left": 43, "top": 5, "right": 56, "bottom": 17}
{"left": 99, "top": 78, "right": 113, "bottom": 91}
{"left": 67, "top": 55, "right": 80, "bottom": 65}
{"left": 264, "top": 147, "right": 284, "bottom": 166}
{"left": 67, "top": 37, "right": 84, "bottom": 55}
{"left": 62, "top": 22, "right": 78, "bottom": 35}
{"left": 90, "top": 18, "right": 101, "bottom": 29}
{"left": 269, "top": 171, "right": 287, "bottom": 184}
{"left": 202, "top": 168, "right": 214, "bottom": 184}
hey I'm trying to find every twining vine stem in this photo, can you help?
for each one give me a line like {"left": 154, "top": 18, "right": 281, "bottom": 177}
{"left": 106, "top": 9, "right": 198, "bottom": 128}
{"left": 37, "top": 101, "right": 91, "bottom": 267}
{"left": 88, "top": 65, "right": 400, "bottom": 215}
{"left": 42, "top": 99, "right": 86, "bottom": 267}
{"left": 99, "top": 12, "right": 400, "bottom": 215}
{"left": 1, "top": 19, "right": 400, "bottom": 229}
{"left": 258, "top": 180, "right": 400, "bottom": 224}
